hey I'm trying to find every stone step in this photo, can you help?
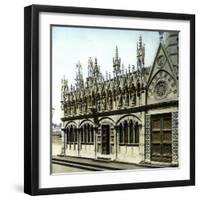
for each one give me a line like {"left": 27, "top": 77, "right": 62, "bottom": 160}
{"left": 52, "top": 160, "right": 101, "bottom": 171}
{"left": 52, "top": 159, "right": 117, "bottom": 171}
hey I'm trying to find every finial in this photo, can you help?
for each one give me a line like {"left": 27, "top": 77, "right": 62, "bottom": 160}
{"left": 95, "top": 57, "right": 97, "bottom": 65}
{"left": 70, "top": 84, "right": 73, "bottom": 91}
{"left": 159, "top": 31, "right": 164, "bottom": 42}
{"left": 132, "top": 65, "right": 135, "bottom": 72}
{"left": 106, "top": 71, "right": 108, "bottom": 80}
{"left": 139, "top": 35, "right": 142, "bottom": 48}
{"left": 115, "top": 46, "right": 118, "bottom": 59}
{"left": 113, "top": 71, "right": 115, "bottom": 79}
{"left": 88, "top": 57, "right": 93, "bottom": 77}
{"left": 88, "top": 57, "right": 93, "bottom": 66}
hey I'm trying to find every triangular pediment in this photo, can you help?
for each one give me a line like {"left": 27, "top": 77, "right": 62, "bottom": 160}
{"left": 147, "top": 42, "right": 177, "bottom": 87}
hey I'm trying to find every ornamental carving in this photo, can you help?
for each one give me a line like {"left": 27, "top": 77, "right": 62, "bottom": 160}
{"left": 172, "top": 112, "right": 178, "bottom": 164}
{"left": 157, "top": 55, "right": 166, "bottom": 68}
{"left": 145, "top": 115, "right": 151, "bottom": 161}
{"left": 154, "top": 81, "right": 167, "bottom": 98}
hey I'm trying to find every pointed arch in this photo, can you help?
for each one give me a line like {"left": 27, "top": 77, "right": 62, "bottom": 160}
{"left": 64, "top": 120, "right": 77, "bottom": 128}
{"left": 116, "top": 114, "right": 141, "bottom": 125}
{"left": 147, "top": 69, "right": 177, "bottom": 89}
{"left": 79, "top": 119, "right": 94, "bottom": 127}
{"left": 98, "top": 116, "right": 115, "bottom": 126}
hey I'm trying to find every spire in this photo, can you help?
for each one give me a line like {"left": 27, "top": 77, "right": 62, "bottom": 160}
{"left": 70, "top": 84, "right": 73, "bottom": 92}
{"left": 113, "top": 45, "right": 121, "bottom": 76}
{"left": 159, "top": 31, "right": 164, "bottom": 42}
{"left": 122, "top": 63, "right": 124, "bottom": 75}
{"left": 61, "top": 76, "right": 68, "bottom": 101}
{"left": 132, "top": 65, "right": 135, "bottom": 72}
{"left": 75, "top": 61, "right": 84, "bottom": 90}
{"left": 139, "top": 35, "right": 142, "bottom": 48}
{"left": 88, "top": 57, "right": 93, "bottom": 77}
{"left": 136, "top": 36, "right": 145, "bottom": 83}
{"left": 87, "top": 57, "right": 104, "bottom": 84}
{"left": 94, "top": 57, "right": 99, "bottom": 78}
{"left": 115, "top": 46, "right": 118, "bottom": 59}
{"left": 94, "top": 57, "right": 98, "bottom": 66}
{"left": 137, "top": 35, "right": 145, "bottom": 70}
{"left": 125, "top": 68, "right": 127, "bottom": 75}
{"left": 106, "top": 71, "right": 108, "bottom": 80}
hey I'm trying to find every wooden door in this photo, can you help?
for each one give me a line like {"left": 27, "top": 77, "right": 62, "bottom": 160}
{"left": 151, "top": 114, "right": 172, "bottom": 162}
{"left": 101, "top": 125, "right": 110, "bottom": 155}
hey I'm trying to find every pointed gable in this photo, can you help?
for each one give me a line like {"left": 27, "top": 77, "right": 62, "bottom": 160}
{"left": 147, "top": 42, "right": 178, "bottom": 104}
{"left": 147, "top": 42, "right": 177, "bottom": 87}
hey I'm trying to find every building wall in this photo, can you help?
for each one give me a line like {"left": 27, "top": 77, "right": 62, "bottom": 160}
{"left": 62, "top": 111, "right": 146, "bottom": 164}
{"left": 60, "top": 33, "right": 179, "bottom": 166}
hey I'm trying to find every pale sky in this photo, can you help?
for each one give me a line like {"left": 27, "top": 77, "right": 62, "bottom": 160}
{"left": 52, "top": 26, "right": 160, "bottom": 124}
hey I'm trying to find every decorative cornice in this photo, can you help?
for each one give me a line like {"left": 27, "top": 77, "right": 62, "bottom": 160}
{"left": 61, "top": 100, "right": 178, "bottom": 122}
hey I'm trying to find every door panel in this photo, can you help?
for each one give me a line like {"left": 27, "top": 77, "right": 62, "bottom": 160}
{"left": 152, "top": 119, "right": 161, "bottom": 130}
{"left": 151, "top": 114, "right": 172, "bottom": 162}
{"left": 163, "top": 118, "right": 171, "bottom": 129}
{"left": 163, "top": 131, "right": 172, "bottom": 142}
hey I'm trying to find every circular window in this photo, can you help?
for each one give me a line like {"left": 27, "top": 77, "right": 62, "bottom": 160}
{"left": 157, "top": 55, "right": 166, "bottom": 68}
{"left": 155, "top": 81, "right": 167, "bottom": 98}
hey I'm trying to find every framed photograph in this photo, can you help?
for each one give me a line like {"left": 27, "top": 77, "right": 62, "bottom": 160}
{"left": 24, "top": 4, "right": 195, "bottom": 195}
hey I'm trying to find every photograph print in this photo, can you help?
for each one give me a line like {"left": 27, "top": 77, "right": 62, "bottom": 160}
{"left": 51, "top": 26, "right": 179, "bottom": 174}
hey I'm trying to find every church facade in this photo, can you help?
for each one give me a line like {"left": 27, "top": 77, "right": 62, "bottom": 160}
{"left": 60, "top": 32, "right": 179, "bottom": 167}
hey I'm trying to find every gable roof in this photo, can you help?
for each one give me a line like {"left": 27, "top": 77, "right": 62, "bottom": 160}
{"left": 147, "top": 42, "right": 177, "bottom": 87}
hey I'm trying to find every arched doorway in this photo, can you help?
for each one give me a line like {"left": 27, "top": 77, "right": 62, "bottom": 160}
{"left": 101, "top": 125, "right": 110, "bottom": 155}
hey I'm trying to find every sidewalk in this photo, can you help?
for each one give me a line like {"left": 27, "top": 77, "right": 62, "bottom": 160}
{"left": 52, "top": 155, "right": 145, "bottom": 170}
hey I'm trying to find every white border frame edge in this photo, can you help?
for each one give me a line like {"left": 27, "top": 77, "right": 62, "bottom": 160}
{"left": 39, "top": 12, "right": 190, "bottom": 188}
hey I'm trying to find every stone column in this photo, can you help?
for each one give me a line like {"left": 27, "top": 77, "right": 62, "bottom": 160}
{"left": 127, "top": 122, "right": 130, "bottom": 144}
{"left": 77, "top": 128, "right": 80, "bottom": 157}
{"left": 64, "top": 129, "right": 66, "bottom": 156}
{"left": 89, "top": 125, "right": 92, "bottom": 144}
{"left": 94, "top": 126, "right": 98, "bottom": 159}
{"left": 66, "top": 128, "right": 68, "bottom": 150}
{"left": 62, "top": 129, "right": 66, "bottom": 156}
{"left": 145, "top": 115, "right": 151, "bottom": 163}
{"left": 172, "top": 112, "right": 179, "bottom": 165}
{"left": 114, "top": 125, "right": 119, "bottom": 160}
{"left": 133, "top": 122, "right": 135, "bottom": 144}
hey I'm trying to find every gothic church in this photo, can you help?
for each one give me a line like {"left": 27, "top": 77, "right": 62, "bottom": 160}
{"left": 60, "top": 32, "right": 179, "bottom": 167}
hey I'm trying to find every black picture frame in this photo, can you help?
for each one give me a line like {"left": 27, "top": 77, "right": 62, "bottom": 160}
{"left": 24, "top": 4, "right": 195, "bottom": 196}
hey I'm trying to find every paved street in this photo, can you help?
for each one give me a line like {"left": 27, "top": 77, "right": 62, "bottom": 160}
{"left": 52, "top": 135, "right": 147, "bottom": 174}
{"left": 52, "top": 155, "right": 145, "bottom": 174}
{"left": 52, "top": 163, "right": 86, "bottom": 173}
{"left": 52, "top": 135, "right": 62, "bottom": 156}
